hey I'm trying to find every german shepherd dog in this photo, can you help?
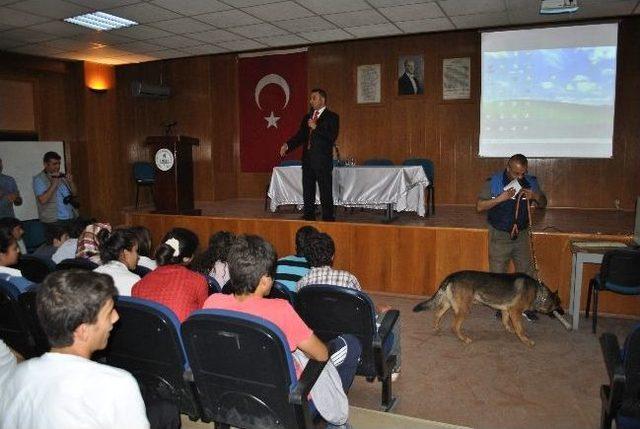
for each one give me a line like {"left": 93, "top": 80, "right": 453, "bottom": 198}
{"left": 413, "top": 271, "right": 562, "bottom": 347}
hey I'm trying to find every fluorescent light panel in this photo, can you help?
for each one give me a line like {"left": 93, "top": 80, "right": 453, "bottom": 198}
{"left": 64, "top": 12, "right": 138, "bottom": 31}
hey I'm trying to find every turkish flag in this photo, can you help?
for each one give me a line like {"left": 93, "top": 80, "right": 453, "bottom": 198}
{"left": 239, "top": 51, "right": 308, "bottom": 172}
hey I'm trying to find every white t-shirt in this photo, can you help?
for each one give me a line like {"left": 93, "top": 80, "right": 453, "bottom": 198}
{"left": 0, "top": 340, "right": 16, "bottom": 390}
{"left": 137, "top": 256, "right": 157, "bottom": 271}
{"left": 94, "top": 261, "right": 141, "bottom": 296}
{"left": 0, "top": 352, "right": 149, "bottom": 429}
{"left": 51, "top": 238, "right": 78, "bottom": 265}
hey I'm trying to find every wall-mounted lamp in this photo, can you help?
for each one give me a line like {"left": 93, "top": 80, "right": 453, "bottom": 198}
{"left": 84, "top": 62, "right": 115, "bottom": 92}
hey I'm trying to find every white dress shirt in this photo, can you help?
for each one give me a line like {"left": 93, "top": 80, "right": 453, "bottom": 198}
{"left": 0, "top": 340, "right": 16, "bottom": 391}
{"left": 138, "top": 255, "right": 157, "bottom": 271}
{"left": 51, "top": 238, "right": 78, "bottom": 264}
{"left": 94, "top": 261, "right": 141, "bottom": 296}
{"left": 0, "top": 352, "right": 149, "bottom": 429}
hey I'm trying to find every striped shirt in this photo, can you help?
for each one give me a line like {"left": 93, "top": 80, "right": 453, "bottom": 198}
{"left": 275, "top": 255, "right": 310, "bottom": 292}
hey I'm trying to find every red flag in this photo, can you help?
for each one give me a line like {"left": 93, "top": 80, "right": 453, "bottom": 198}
{"left": 239, "top": 51, "right": 308, "bottom": 172}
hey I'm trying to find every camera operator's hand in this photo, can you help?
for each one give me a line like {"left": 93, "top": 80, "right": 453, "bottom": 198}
{"left": 521, "top": 188, "right": 538, "bottom": 202}
{"left": 497, "top": 187, "right": 516, "bottom": 202}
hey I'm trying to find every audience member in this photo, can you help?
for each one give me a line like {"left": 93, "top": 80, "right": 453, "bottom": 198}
{"left": 130, "top": 226, "right": 157, "bottom": 270}
{"left": 32, "top": 151, "right": 77, "bottom": 226}
{"left": 76, "top": 222, "right": 111, "bottom": 265}
{"left": 51, "top": 218, "right": 89, "bottom": 265}
{"left": 203, "top": 234, "right": 361, "bottom": 428}
{"left": 132, "top": 228, "right": 208, "bottom": 322}
{"left": 298, "top": 232, "right": 401, "bottom": 380}
{"left": 0, "top": 217, "right": 26, "bottom": 255}
{"left": 275, "top": 225, "right": 317, "bottom": 292}
{"left": 0, "top": 228, "right": 33, "bottom": 293}
{"left": 0, "top": 158, "right": 22, "bottom": 219}
{"left": 0, "top": 270, "right": 149, "bottom": 429}
{"left": 190, "top": 230, "right": 235, "bottom": 289}
{"left": 32, "top": 224, "right": 68, "bottom": 263}
{"left": 94, "top": 228, "right": 140, "bottom": 296}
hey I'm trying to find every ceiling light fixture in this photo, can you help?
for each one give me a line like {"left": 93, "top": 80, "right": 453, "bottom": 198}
{"left": 64, "top": 12, "right": 138, "bottom": 31}
{"left": 540, "top": 0, "right": 579, "bottom": 15}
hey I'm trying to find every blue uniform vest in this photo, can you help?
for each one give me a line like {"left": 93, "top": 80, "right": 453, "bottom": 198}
{"left": 487, "top": 171, "right": 540, "bottom": 232}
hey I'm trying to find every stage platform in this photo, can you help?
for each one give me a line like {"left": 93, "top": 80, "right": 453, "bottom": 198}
{"left": 124, "top": 199, "right": 638, "bottom": 317}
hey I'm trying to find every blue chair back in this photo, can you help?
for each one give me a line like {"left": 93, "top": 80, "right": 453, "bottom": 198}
{"left": 182, "top": 309, "right": 312, "bottom": 428}
{"left": 600, "top": 249, "right": 640, "bottom": 292}
{"left": 133, "top": 162, "right": 155, "bottom": 184}
{"left": 22, "top": 220, "right": 46, "bottom": 253}
{"left": 363, "top": 158, "right": 393, "bottom": 166}
{"left": 267, "top": 281, "right": 296, "bottom": 305}
{"left": 103, "top": 296, "right": 202, "bottom": 421}
{"left": 0, "top": 279, "right": 38, "bottom": 358}
{"left": 56, "top": 257, "right": 99, "bottom": 271}
{"left": 280, "top": 159, "right": 302, "bottom": 167}
{"left": 403, "top": 158, "right": 434, "bottom": 183}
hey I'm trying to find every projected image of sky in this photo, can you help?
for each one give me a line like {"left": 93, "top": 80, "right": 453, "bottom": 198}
{"left": 483, "top": 47, "right": 616, "bottom": 106}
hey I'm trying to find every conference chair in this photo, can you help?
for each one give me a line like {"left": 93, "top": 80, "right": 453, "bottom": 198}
{"left": 18, "top": 289, "right": 50, "bottom": 355}
{"left": 55, "top": 257, "right": 99, "bottom": 271}
{"left": 267, "top": 281, "right": 296, "bottom": 305}
{"left": 585, "top": 249, "right": 640, "bottom": 333}
{"left": 21, "top": 219, "right": 46, "bottom": 253}
{"left": 182, "top": 309, "right": 326, "bottom": 429}
{"left": 363, "top": 158, "right": 394, "bottom": 166}
{"left": 103, "top": 296, "right": 204, "bottom": 422}
{"left": 264, "top": 159, "right": 303, "bottom": 212}
{"left": 403, "top": 157, "right": 435, "bottom": 215}
{"left": 0, "top": 279, "right": 38, "bottom": 358}
{"left": 599, "top": 326, "right": 640, "bottom": 429}
{"left": 14, "top": 255, "right": 54, "bottom": 283}
{"left": 133, "top": 161, "right": 155, "bottom": 209}
{"left": 295, "top": 285, "right": 400, "bottom": 411}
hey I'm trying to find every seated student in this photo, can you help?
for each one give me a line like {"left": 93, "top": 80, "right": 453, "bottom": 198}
{"left": 190, "top": 230, "right": 235, "bottom": 289}
{"left": 51, "top": 218, "right": 90, "bottom": 264}
{"left": 275, "top": 225, "right": 318, "bottom": 292}
{"left": 0, "top": 228, "right": 33, "bottom": 293}
{"left": 76, "top": 222, "right": 111, "bottom": 265}
{"left": 298, "top": 232, "right": 401, "bottom": 380}
{"left": 132, "top": 228, "right": 208, "bottom": 322}
{"left": 130, "top": 226, "right": 157, "bottom": 270}
{"left": 0, "top": 217, "right": 26, "bottom": 255}
{"left": 0, "top": 270, "right": 149, "bottom": 429}
{"left": 203, "top": 234, "right": 362, "bottom": 428}
{"left": 32, "top": 224, "right": 69, "bottom": 263}
{"left": 94, "top": 228, "right": 141, "bottom": 296}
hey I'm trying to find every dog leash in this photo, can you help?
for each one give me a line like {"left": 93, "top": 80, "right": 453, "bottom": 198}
{"left": 520, "top": 193, "right": 572, "bottom": 330}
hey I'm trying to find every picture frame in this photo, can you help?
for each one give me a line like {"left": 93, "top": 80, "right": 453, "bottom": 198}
{"left": 397, "top": 54, "right": 424, "bottom": 96}
{"left": 356, "top": 64, "right": 382, "bottom": 104}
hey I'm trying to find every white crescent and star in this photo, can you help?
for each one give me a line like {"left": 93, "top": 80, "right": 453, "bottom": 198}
{"left": 254, "top": 73, "right": 290, "bottom": 129}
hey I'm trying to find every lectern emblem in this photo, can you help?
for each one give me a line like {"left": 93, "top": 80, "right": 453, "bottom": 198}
{"left": 155, "top": 148, "right": 174, "bottom": 172}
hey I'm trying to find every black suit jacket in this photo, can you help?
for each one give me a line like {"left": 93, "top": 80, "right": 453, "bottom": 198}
{"left": 286, "top": 108, "right": 339, "bottom": 168}
{"left": 398, "top": 73, "right": 422, "bottom": 95}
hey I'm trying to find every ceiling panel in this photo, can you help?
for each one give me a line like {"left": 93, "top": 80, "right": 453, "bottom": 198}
{"left": 8, "top": 0, "right": 91, "bottom": 19}
{"left": 379, "top": 3, "right": 444, "bottom": 21}
{"left": 295, "top": 0, "right": 371, "bottom": 15}
{"left": 194, "top": 9, "right": 262, "bottom": 28}
{"left": 150, "top": 0, "right": 231, "bottom": 15}
{"left": 243, "top": 1, "right": 315, "bottom": 21}
{"left": 148, "top": 18, "right": 215, "bottom": 34}
{"left": 274, "top": 16, "right": 335, "bottom": 33}
{"left": 324, "top": 10, "right": 389, "bottom": 27}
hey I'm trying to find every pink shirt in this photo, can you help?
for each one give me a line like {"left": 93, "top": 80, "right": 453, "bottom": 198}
{"left": 203, "top": 294, "right": 313, "bottom": 353}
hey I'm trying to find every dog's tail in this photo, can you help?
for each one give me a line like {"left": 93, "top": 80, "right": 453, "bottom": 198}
{"left": 413, "top": 279, "right": 450, "bottom": 312}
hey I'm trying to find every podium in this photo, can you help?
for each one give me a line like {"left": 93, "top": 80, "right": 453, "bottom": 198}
{"left": 145, "top": 135, "right": 201, "bottom": 215}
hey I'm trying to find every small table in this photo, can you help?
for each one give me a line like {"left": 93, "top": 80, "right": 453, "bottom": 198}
{"left": 568, "top": 241, "right": 628, "bottom": 330}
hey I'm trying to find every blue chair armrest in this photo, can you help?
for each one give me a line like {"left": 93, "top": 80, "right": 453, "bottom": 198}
{"left": 374, "top": 309, "right": 399, "bottom": 349}
{"left": 289, "top": 359, "right": 326, "bottom": 405}
{"left": 600, "top": 332, "right": 625, "bottom": 414}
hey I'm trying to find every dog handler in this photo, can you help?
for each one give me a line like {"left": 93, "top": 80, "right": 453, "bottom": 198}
{"left": 476, "top": 154, "right": 547, "bottom": 320}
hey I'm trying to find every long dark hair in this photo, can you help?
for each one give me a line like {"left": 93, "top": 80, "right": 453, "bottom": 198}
{"left": 98, "top": 228, "right": 138, "bottom": 263}
{"left": 155, "top": 228, "right": 199, "bottom": 266}
{"left": 190, "top": 231, "right": 235, "bottom": 275}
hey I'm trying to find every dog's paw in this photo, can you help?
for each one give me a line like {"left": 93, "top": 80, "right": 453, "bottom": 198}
{"left": 460, "top": 336, "right": 472, "bottom": 344}
{"left": 523, "top": 339, "right": 535, "bottom": 347}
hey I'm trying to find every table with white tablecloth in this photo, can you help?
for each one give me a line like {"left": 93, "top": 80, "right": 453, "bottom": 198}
{"left": 267, "top": 165, "right": 430, "bottom": 218}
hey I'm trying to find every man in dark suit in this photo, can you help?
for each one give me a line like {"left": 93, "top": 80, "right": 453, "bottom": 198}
{"left": 280, "top": 88, "right": 339, "bottom": 221}
{"left": 398, "top": 59, "right": 422, "bottom": 95}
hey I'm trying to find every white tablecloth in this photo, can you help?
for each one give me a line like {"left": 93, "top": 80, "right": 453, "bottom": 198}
{"left": 267, "top": 165, "right": 430, "bottom": 216}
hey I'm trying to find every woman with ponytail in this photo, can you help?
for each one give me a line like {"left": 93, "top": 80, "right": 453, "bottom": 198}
{"left": 132, "top": 228, "right": 208, "bottom": 322}
{"left": 93, "top": 228, "right": 140, "bottom": 296}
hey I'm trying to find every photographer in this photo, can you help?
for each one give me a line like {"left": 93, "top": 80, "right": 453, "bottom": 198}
{"left": 32, "top": 151, "right": 78, "bottom": 226}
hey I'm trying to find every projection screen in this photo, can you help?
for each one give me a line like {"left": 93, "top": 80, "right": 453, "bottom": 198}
{"left": 479, "top": 23, "right": 618, "bottom": 158}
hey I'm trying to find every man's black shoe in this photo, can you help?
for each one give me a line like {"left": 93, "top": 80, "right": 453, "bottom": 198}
{"left": 522, "top": 310, "right": 538, "bottom": 322}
